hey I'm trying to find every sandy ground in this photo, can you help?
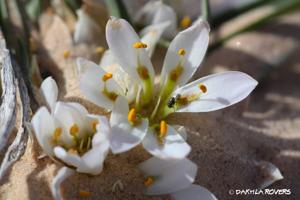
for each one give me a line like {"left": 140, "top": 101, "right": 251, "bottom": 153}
{"left": 1, "top": 11, "right": 300, "bottom": 200}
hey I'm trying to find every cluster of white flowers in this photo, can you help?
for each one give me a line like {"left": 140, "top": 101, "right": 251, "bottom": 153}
{"left": 30, "top": 2, "right": 257, "bottom": 199}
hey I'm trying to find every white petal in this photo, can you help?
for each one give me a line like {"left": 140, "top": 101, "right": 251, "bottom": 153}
{"left": 54, "top": 146, "right": 81, "bottom": 167}
{"left": 106, "top": 17, "right": 155, "bottom": 84}
{"left": 99, "top": 50, "right": 115, "bottom": 67}
{"left": 77, "top": 57, "right": 123, "bottom": 110}
{"left": 109, "top": 96, "right": 148, "bottom": 153}
{"left": 76, "top": 141, "right": 109, "bottom": 175}
{"left": 142, "top": 125, "right": 190, "bottom": 160}
{"left": 40, "top": 77, "right": 58, "bottom": 111}
{"left": 134, "top": 1, "right": 162, "bottom": 25}
{"left": 53, "top": 102, "right": 80, "bottom": 147}
{"left": 109, "top": 96, "right": 129, "bottom": 127}
{"left": 65, "top": 102, "right": 89, "bottom": 118}
{"left": 134, "top": 1, "right": 177, "bottom": 38}
{"left": 256, "top": 161, "right": 284, "bottom": 189}
{"left": 151, "top": 2, "right": 177, "bottom": 38}
{"left": 74, "top": 9, "right": 102, "bottom": 44}
{"left": 87, "top": 114, "right": 110, "bottom": 140}
{"left": 173, "top": 71, "right": 258, "bottom": 112}
{"left": 51, "top": 167, "right": 75, "bottom": 200}
{"left": 174, "top": 125, "right": 187, "bottom": 141}
{"left": 141, "top": 21, "right": 171, "bottom": 57}
{"left": 171, "top": 184, "right": 218, "bottom": 200}
{"left": 76, "top": 116, "right": 110, "bottom": 175}
{"left": 31, "top": 107, "right": 56, "bottom": 156}
{"left": 139, "top": 157, "right": 197, "bottom": 195}
{"left": 160, "top": 20, "right": 210, "bottom": 87}
{"left": 100, "top": 50, "right": 138, "bottom": 103}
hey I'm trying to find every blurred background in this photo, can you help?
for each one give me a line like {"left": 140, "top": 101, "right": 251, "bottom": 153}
{"left": 0, "top": 0, "right": 300, "bottom": 199}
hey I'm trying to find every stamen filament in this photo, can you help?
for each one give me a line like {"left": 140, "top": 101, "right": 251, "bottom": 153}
{"left": 87, "top": 136, "right": 92, "bottom": 150}
{"left": 80, "top": 138, "right": 85, "bottom": 152}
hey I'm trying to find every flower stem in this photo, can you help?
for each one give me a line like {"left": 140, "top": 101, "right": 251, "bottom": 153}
{"left": 201, "top": 0, "right": 211, "bottom": 22}
{"left": 104, "top": 0, "right": 132, "bottom": 24}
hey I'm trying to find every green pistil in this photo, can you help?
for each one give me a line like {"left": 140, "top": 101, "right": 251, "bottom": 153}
{"left": 136, "top": 66, "right": 153, "bottom": 106}
{"left": 151, "top": 76, "right": 177, "bottom": 121}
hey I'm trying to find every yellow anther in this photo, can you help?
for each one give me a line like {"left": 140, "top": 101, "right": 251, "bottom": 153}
{"left": 198, "top": 83, "right": 207, "bottom": 93}
{"left": 144, "top": 176, "right": 154, "bottom": 187}
{"left": 68, "top": 148, "right": 78, "bottom": 155}
{"left": 178, "top": 48, "right": 186, "bottom": 56}
{"left": 95, "top": 46, "right": 104, "bottom": 54}
{"left": 159, "top": 121, "right": 167, "bottom": 138}
{"left": 133, "top": 41, "right": 147, "bottom": 49}
{"left": 91, "top": 120, "right": 99, "bottom": 132}
{"left": 79, "top": 189, "right": 91, "bottom": 197}
{"left": 102, "top": 73, "right": 113, "bottom": 82}
{"left": 63, "top": 50, "right": 71, "bottom": 59}
{"left": 69, "top": 124, "right": 79, "bottom": 137}
{"left": 180, "top": 15, "right": 192, "bottom": 29}
{"left": 52, "top": 127, "right": 62, "bottom": 142}
{"left": 128, "top": 108, "right": 136, "bottom": 123}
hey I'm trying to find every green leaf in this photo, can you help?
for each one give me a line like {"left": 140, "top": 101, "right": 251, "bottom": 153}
{"left": 25, "top": 0, "right": 41, "bottom": 23}
{"left": 211, "top": 0, "right": 274, "bottom": 28}
{"left": 104, "top": 0, "right": 131, "bottom": 23}
{"left": 209, "top": 0, "right": 300, "bottom": 52}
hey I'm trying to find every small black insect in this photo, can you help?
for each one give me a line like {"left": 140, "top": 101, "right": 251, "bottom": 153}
{"left": 167, "top": 94, "right": 181, "bottom": 108}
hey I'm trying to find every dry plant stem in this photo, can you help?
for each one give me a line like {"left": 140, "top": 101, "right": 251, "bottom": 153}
{"left": 0, "top": 36, "right": 31, "bottom": 180}
{"left": 0, "top": 37, "right": 17, "bottom": 152}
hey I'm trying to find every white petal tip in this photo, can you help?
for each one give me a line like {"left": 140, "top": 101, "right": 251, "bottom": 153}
{"left": 256, "top": 161, "right": 284, "bottom": 189}
{"left": 194, "top": 19, "right": 211, "bottom": 32}
{"left": 107, "top": 17, "right": 123, "bottom": 30}
{"left": 51, "top": 167, "right": 74, "bottom": 200}
{"left": 171, "top": 184, "right": 218, "bottom": 200}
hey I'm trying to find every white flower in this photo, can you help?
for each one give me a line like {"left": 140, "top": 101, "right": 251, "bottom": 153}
{"left": 134, "top": 0, "right": 201, "bottom": 38}
{"left": 134, "top": 0, "right": 256, "bottom": 37}
{"left": 134, "top": 1, "right": 177, "bottom": 38}
{"left": 73, "top": 1, "right": 108, "bottom": 44}
{"left": 139, "top": 156, "right": 218, "bottom": 200}
{"left": 76, "top": 19, "right": 170, "bottom": 108}
{"left": 77, "top": 17, "right": 257, "bottom": 160}
{"left": 31, "top": 77, "right": 110, "bottom": 199}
